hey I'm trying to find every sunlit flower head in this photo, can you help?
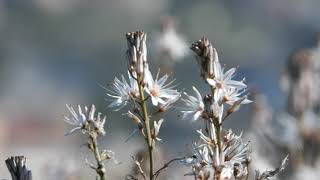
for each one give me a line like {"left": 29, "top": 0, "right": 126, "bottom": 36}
{"left": 91, "top": 111, "right": 107, "bottom": 136}
{"left": 222, "top": 130, "right": 250, "bottom": 166}
{"left": 181, "top": 86, "right": 205, "bottom": 121}
{"left": 158, "top": 94, "right": 181, "bottom": 112}
{"left": 207, "top": 62, "right": 247, "bottom": 101}
{"left": 64, "top": 104, "right": 89, "bottom": 135}
{"left": 224, "top": 87, "right": 251, "bottom": 105}
{"left": 145, "top": 69, "right": 180, "bottom": 106}
{"left": 181, "top": 142, "right": 214, "bottom": 180}
{"left": 180, "top": 142, "right": 212, "bottom": 167}
{"left": 105, "top": 72, "right": 139, "bottom": 110}
{"left": 181, "top": 130, "right": 251, "bottom": 179}
{"left": 64, "top": 104, "right": 107, "bottom": 136}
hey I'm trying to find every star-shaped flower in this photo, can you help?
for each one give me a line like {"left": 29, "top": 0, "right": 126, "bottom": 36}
{"left": 181, "top": 86, "right": 204, "bottom": 121}
{"left": 105, "top": 72, "right": 139, "bottom": 110}
{"left": 206, "top": 61, "right": 247, "bottom": 102}
{"left": 145, "top": 69, "right": 180, "bottom": 106}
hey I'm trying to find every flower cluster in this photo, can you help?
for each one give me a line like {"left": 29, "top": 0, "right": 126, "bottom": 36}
{"left": 105, "top": 73, "right": 139, "bottom": 110}
{"left": 182, "top": 38, "right": 250, "bottom": 124}
{"left": 180, "top": 38, "right": 286, "bottom": 180}
{"left": 64, "top": 104, "right": 106, "bottom": 136}
{"left": 59, "top": 32, "right": 289, "bottom": 180}
{"left": 182, "top": 130, "right": 250, "bottom": 180}
{"left": 107, "top": 31, "right": 181, "bottom": 180}
{"left": 107, "top": 31, "right": 180, "bottom": 112}
{"left": 248, "top": 38, "right": 320, "bottom": 178}
{"left": 181, "top": 86, "right": 204, "bottom": 121}
{"left": 64, "top": 104, "right": 112, "bottom": 180}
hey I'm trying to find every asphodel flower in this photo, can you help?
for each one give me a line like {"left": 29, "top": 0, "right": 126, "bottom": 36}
{"left": 181, "top": 86, "right": 205, "bottom": 121}
{"left": 106, "top": 72, "right": 139, "bottom": 110}
{"left": 206, "top": 61, "right": 247, "bottom": 102}
{"left": 64, "top": 104, "right": 106, "bottom": 136}
{"left": 145, "top": 69, "right": 180, "bottom": 106}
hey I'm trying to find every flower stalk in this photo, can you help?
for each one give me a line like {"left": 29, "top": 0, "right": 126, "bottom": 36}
{"left": 114, "top": 30, "right": 180, "bottom": 180}
{"left": 137, "top": 74, "right": 155, "bottom": 180}
{"left": 211, "top": 86, "right": 223, "bottom": 168}
{"left": 180, "top": 37, "right": 252, "bottom": 180}
{"left": 88, "top": 133, "right": 107, "bottom": 180}
{"left": 64, "top": 104, "right": 114, "bottom": 180}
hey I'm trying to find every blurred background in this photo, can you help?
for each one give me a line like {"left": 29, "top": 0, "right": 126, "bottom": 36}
{"left": 1, "top": 0, "right": 320, "bottom": 179}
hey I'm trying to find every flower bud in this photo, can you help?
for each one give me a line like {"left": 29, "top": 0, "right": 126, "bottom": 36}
{"left": 127, "top": 111, "right": 143, "bottom": 130}
{"left": 191, "top": 38, "right": 218, "bottom": 80}
{"left": 126, "top": 31, "right": 149, "bottom": 82}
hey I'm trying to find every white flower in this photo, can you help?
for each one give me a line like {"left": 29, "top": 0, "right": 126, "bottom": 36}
{"left": 64, "top": 104, "right": 106, "bottom": 136}
{"left": 181, "top": 86, "right": 204, "bottom": 121}
{"left": 64, "top": 104, "right": 89, "bottom": 135}
{"left": 152, "top": 119, "right": 164, "bottom": 142}
{"left": 224, "top": 138, "right": 250, "bottom": 165}
{"left": 206, "top": 61, "right": 247, "bottom": 101}
{"left": 181, "top": 142, "right": 212, "bottom": 166}
{"left": 220, "top": 162, "right": 235, "bottom": 180}
{"left": 197, "top": 129, "right": 211, "bottom": 144}
{"left": 105, "top": 72, "right": 139, "bottom": 110}
{"left": 180, "top": 142, "right": 214, "bottom": 180}
{"left": 92, "top": 111, "right": 107, "bottom": 136}
{"left": 219, "top": 130, "right": 250, "bottom": 166}
{"left": 224, "top": 87, "right": 252, "bottom": 105}
{"left": 158, "top": 93, "right": 181, "bottom": 112}
{"left": 145, "top": 69, "right": 180, "bottom": 106}
{"left": 198, "top": 145, "right": 211, "bottom": 164}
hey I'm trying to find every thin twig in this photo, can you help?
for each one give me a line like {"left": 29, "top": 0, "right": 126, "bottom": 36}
{"left": 221, "top": 112, "right": 231, "bottom": 124}
{"left": 153, "top": 157, "right": 186, "bottom": 179}
{"left": 134, "top": 158, "right": 148, "bottom": 180}
{"left": 88, "top": 134, "right": 107, "bottom": 180}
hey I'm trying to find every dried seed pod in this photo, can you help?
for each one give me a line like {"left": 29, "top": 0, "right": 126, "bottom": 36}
{"left": 5, "top": 156, "right": 32, "bottom": 180}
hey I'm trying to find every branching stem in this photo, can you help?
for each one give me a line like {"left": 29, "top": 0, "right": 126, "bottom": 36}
{"left": 89, "top": 134, "right": 107, "bottom": 180}
{"left": 154, "top": 157, "right": 186, "bottom": 179}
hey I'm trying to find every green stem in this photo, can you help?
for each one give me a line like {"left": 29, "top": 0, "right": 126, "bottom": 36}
{"left": 137, "top": 77, "right": 154, "bottom": 180}
{"left": 89, "top": 134, "right": 106, "bottom": 180}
